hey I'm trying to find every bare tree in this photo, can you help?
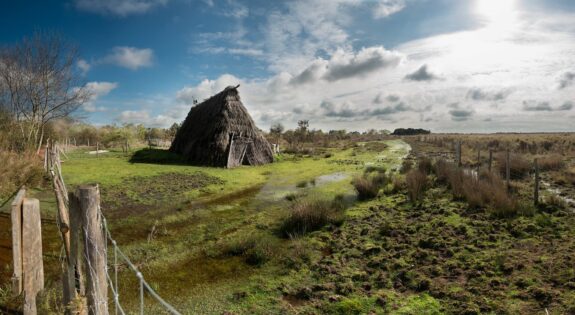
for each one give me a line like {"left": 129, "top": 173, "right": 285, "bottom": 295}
{"left": 0, "top": 32, "right": 90, "bottom": 151}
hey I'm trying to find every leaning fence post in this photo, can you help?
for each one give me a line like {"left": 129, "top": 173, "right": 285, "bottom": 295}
{"left": 506, "top": 149, "right": 511, "bottom": 191}
{"left": 534, "top": 158, "right": 539, "bottom": 206}
{"left": 22, "top": 198, "right": 44, "bottom": 315}
{"left": 78, "top": 184, "right": 108, "bottom": 315}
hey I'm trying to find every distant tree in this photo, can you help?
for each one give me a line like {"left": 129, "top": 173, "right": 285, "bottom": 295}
{"left": 296, "top": 120, "right": 310, "bottom": 144}
{"left": 270, "top": 123, "right": 284, "bottom": 143}
{"left": 167, "top": 122, "right": 180, "bottom": 140}
{"left": 0, "top": 32, "right": 90, "bottom": 152}
{"left": 392, "top": 128, "right": 431, "bottom": 136}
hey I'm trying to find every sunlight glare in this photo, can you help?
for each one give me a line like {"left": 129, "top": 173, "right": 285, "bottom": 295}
{"left": 476, "top": 0, "right": 517, "bottom": 27}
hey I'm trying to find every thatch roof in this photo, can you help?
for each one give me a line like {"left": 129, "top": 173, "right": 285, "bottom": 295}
{"left": 170, "top": 85, "right": 274, "bottom": 167}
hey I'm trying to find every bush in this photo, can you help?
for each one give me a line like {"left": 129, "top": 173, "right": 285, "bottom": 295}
{"left": 400, "top": 159, "right": 413, "bottom": 174}
{"left": 497, "top": 153, "right": 531, "bottom": 179}
{"left": 0, "top": 151, "right": 44, "bottom": 199}
{"left": 537, "top": 155, "right": 565, "bottom": 171}
{"left": 352, "top": 171, "right": 390, "bottom": 200}
{"left": 278, "top": 196, "right": 345, "bottom": 237}
{"left": 406, "top": 169, "right": 427, "bottom": 204}
{"left": 417, "top": 157, "right": 433, "bottom": 175}
{"left": 433, "top": 159, "right": 520, "bottom": 217}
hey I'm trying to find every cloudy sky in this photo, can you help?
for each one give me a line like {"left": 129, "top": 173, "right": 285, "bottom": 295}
{"left": 2, "top": 0, "right": 574, "bottom": 132}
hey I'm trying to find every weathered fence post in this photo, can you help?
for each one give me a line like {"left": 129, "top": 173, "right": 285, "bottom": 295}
{"left": 22, "top": 198, "right": 44, "bottom": 315}
{"left": 78, "top": 184, "right": 108, "bottom": 315}
{"left": 11, "top": 188, "right": 26, "bottom": 296}
{"left": 506, "top": 149, "right": 511, "bottom": 191}
{"left": 488, "top": 150, "right": 493, "bottom": 172}
{"left": 96, "top": 142, "right": 99, "bottom": 159}
{"left": 534, "top": 158, "right": 539, "bottom": 206}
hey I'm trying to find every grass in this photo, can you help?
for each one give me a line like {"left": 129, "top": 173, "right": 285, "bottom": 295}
{"left": 278, "top": 195, "right": 346, "bottom": 237}
{"left": 24, "top": 140, "right": 409, "bottom": 314}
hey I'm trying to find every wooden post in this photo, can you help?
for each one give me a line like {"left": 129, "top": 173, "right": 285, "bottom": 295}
{"left": 22, "top": 198, "right": 44, "bottom": 315}
{"left": 534, "top": 158, "right": 539, "bottom": 206}
{"left": 78, "top": 185, "right": 108, "bottom": 315}
{"left": 63, "top": 192, "right": 87, "bottom": 312}
{"left": 477, "top": 148, "right": 481, "bottom": 171}
{"left": 488, "top": 150, "right": 493, "bottom": 172}
{"left": 11, "top": 188, "right": 26, "bottom": 296}
{"left": 456, "top": 141, "right": 462, "bottom": 167}
{"left": 96, "top": 142, "right": 99, "bottom": 159}
{"left": 506, "top": 149, "right": 511, "bottom": 191}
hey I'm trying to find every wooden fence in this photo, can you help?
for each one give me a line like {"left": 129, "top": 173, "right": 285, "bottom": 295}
{"left": 8, "top": 140, "right": 181, "bottom": 314}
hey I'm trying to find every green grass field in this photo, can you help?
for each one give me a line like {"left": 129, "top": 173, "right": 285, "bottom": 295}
{"left": 51, "top": 140, "right": 411, "bottom": 314}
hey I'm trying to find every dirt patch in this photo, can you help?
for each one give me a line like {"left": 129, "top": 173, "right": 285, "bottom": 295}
{"left": 102, "top": 172, "right": 224, "bottom": 210}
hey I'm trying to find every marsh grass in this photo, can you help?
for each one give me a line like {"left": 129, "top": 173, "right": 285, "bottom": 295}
{"left": 221, "top": 234, "right": 277, "bottom": 266}
{"left": 537, "top": 154, "right": 565, "bottom": 171}
{"left": 0, "top": 151, "right": 44, "bottom": 200}
{"left": 278, "top": 195, "right": 346, "bottom": 238}
{"left": 406, "top": 169, "right": 427, "bottom": 204}
{"left": 353, "top": 167, "right": 391, "bottom": 200}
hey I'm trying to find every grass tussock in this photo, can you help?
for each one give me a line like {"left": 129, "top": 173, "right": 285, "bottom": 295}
{"left": 496, "top": 153, "right": 531, "bottom": 179}
{"left": 0, "top": 151, "right": 44, "bottom": 199}
{"left": 434, "top": 159, "right": 520, "bottom": 217}
{"left": 544, "top": 194, "right": 567, "bottom": 210}
{"left": 278, "top": 196, "right": 346, "bottom": 238}
{"left": 406, "top": 169, "right": 427, "bottom": 204}
{"left": 537, "top": 154, "right": 565, "bottom": 171}
{"left": 352, "top": 166, "right": 391, "bottom": 200}
{"left": 221, "top": 234, "right": 277, "bottom": 266}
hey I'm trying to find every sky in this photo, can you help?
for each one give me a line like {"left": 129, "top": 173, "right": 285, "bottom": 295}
{"left": 1, "top": 0, "right": 574, "bottom": 132}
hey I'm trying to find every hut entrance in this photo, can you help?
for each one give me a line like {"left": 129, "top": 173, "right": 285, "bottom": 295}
{"left": 227, "top": 136, "right": 254, "bottom": 168}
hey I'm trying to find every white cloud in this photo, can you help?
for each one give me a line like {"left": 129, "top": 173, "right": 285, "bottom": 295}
{"left": 374, "top": 0, "right": 406, "bottom": 19}
{"left": 83, "top": 81, "right": 118, "bottom": 112}
{"left": 117, "top": 110, "right": 173, "bottom": 127}
{"left": 102, "top": 47, "right": 154, "bottom": 70}
{"left": 176, "top": 74, "right": 242, "bottom": 104}
{"left": 77, "top": 59, "right": 91, "bottom": 75}
{"left": 74, "top": 0, "right": 168, "bottom": 16}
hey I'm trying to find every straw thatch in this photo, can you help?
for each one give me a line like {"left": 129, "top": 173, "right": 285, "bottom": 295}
{"left": 170, "top": 85, "right": 274, "bottom": 168}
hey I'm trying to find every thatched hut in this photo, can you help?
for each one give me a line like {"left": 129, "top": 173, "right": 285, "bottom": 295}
{"left": 170, "top": 85, "right": 274, "bottom": 168}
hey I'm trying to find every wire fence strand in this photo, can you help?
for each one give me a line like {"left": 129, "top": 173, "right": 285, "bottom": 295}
{"left": 47, "top": 141, "right": 182, "bottom": 315}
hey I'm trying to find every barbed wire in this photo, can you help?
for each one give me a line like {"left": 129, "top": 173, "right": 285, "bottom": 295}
{"left": 47, "top": 141, "right": 181, "bottom": 315}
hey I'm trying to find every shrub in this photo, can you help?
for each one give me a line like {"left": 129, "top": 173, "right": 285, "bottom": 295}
{"left": 391, "top": 176, "right": 405, "bottom": 193}
{"left": 400, "top": 159, "right": 413, "bottom": 174}
{"left": 0, "top": 151, "right": 44, "bottom": 199}
{"left": 278, "top": 196, "right": 345, "bottom": 237}
{"left": 406, "top": 169, "right": 427, "bottom": 204}
{"left": 489, "top": 189, "right": 518, "bottom": 218}
{"left": 497, "top": 153, "right": 531, "bottom": 179}
{"left": 417, "top": 157, "right": 433, "bottom": 175}
{"left": 537, "top": 155, "right": 565, "bottom": 171}
{"left": 352, "top": 171, "right": 390, "bottom": 200}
